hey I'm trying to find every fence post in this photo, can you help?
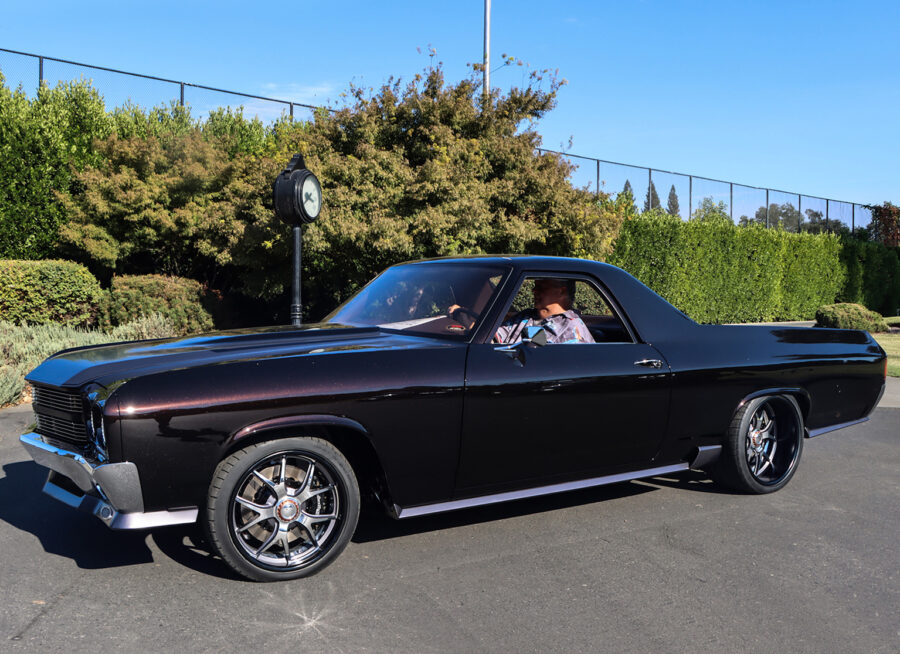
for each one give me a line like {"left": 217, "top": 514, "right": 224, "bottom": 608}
{"left": 596, "top": 159, "right": 600, "bottom": 200}
{"left": 852, "top": 204, "right": 855, "bottom": 231}
{"left": 688, "top": 176, "right": 692, "bottom": 219}
{"left": 648, "top": 169, "right": 653, "bottom": 209}
{"left": 766, "top": 189, "right": 770, "bottom": 228}
{"left": 730, "top": 183, "right": 733, "bottom": 222}
{"left": 290, "top": 103, "right": 294, "bottom": 121}
{"left": 826, "top": 199, "right": 830, "bottom": 232}
{"left": 38, "top": 56, "right": 44, "bottom": 89}
{"left": 179, "top": 82, "right": 184, "bottom": 106}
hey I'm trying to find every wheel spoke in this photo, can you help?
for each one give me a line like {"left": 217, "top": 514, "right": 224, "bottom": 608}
{"left": 299, "top": 521, "right": 320, "bottom": 549}
{"left": 254, "top": 524, "right": 281, "bottom": 557}
{"left": 237, "top": 512, "right": 272, "bottom": 533}
{"left": 299, "top": 462, "right": 316, "bottom": 493}
{"left": 279, "top": 456, "right": 287, "bottom": 485}
{"left": 303, "top": 511, "right": 337, "bottom": 523}
{"left": 280, "top": 531, "right": 293, "bottom": 563}
{"left": 235, "top": 495, "right": 273, "bottom": 513}
{"left": 253, "top": 469, "right": 278, "bottom": 492}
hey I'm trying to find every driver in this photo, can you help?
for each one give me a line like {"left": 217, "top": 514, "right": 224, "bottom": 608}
{"left": 494, "top": 278, "right": 594, "bottom": 344}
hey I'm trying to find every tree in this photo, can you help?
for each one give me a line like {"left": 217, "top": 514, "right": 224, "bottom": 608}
{"left": 666, "top": 185, "right": 680, "bottom": 217}
{"left": 0, "top": 74, "right": 111, "bottom": 259}
{"left": 691, "top": 197, "right": 730, "bottom": 223}
{"left": 622, "top": 179, "right": 634, "bottom": 200}
{"left": 57, "top": 64, "right": 627, "bottom": 320}
{"left": 643, "top": 180, "right": 661, "bottom": 212}
{"left": 751, "top": 203, "right": 804, "bottom": 232}
{"left": 869, "top": 202, "right": 900, "bottom": 247}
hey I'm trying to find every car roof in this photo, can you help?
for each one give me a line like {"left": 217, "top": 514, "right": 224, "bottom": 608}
{"left": 397, "top": 254, "right": 617, "bottom": 273}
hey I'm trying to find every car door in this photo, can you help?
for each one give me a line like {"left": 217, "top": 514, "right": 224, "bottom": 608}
{"left": 455, "top": 274, "right": 672, "bottom": 494}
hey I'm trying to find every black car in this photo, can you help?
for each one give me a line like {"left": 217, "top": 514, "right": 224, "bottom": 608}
{"left": 20, "top": 256, "right": 887, "bottom": 581}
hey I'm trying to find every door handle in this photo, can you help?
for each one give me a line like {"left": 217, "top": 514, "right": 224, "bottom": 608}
{"left": 634, "top": 358, "right": 663, "bottom": 369}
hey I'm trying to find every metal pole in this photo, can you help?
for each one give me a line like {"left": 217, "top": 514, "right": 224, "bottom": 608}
{"left": 483, "top": 0, "right": 491, "bottom": 107}
{"left": 291, "top": 224, "right": 302, "bottom": 326}
{"left": 689, "top": 176, "right": 692, "bottom": 219}
{"left": 766, "top": 189, "right": 770, "bottom": 228}
{"left": 648, "top": 169, "right": 652, "bottom": 209}
{"left": 38, "top": 56, "right": 44, "bottom": 88}
{"left": 730, "top": 183, "right": 733, "bottom": 222}
{"left": 290, "top": 103, "right": 294, "bottom": 121}
{"left": 852, "top": 204, "right": 855, "bottom": 232}
{"left": 596, "top": 160, "right": 600, "bottom": 199}
{"left": 179, "top": 82, "right": 184, "bottom": 106}
{"left": 798, "top": 195, "right": 802, "bottom": 232}
{"left": 826, "top": 199, "right": 830, "bottom": 232}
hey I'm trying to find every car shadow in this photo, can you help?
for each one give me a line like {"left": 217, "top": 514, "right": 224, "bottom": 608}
{"left": 0, "top": 461, "right": 154, "bottom": 568}
{"left": 640, "top": 470, "right": 736, "bottom": 495}
{"left": 352, "top": 479, "right": 658, "bottom": 544}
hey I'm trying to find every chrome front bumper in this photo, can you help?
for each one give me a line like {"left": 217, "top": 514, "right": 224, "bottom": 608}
{"left": 19, "top": 432, "right": 197, "bottom": 530}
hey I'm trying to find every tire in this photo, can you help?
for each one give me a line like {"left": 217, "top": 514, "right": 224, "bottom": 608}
{"left": 710, "top": 395, "right": 804, "bottom": 494}
{"left": 205, "top": 437, "right": 360, "bottom": 582}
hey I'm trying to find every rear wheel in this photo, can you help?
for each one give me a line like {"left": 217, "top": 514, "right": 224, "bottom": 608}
{"left": 711, "top": 395, "right": 804, "bottom": 494}
{"left": 206, "top": 437, "right": 360, "bottom": 581}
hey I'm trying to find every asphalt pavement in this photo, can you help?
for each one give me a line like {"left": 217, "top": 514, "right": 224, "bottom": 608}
{"left": 0, "top": 385, "right": 897, "bottom": 654}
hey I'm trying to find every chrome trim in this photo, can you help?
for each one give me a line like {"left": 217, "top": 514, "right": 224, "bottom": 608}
{"left": 396, "top": 462, "right": 690, "bottom": 519}
{"left": 806, "top": 417, "right": 870, "bottom": 438}
{"left": 42, "top": 479, "right": 197, "bottom": 529}
{"left": 20, "top": 431, "right": 199, "bottom": 530}
{"left": 690, "top": 445, "right": 722, "bottom": 469}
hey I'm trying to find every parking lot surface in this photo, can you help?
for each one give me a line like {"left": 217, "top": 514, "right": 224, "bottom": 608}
{"left": 1, "top": 401, "right": 897, "bottom": 654}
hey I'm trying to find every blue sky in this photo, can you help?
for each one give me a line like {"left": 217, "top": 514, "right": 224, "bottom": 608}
{"left": 2, "top": 1, "right": 898, "bottom": 208}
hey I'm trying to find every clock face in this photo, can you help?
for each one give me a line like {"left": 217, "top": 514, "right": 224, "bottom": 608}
{"left": 300, "top": 173, "right": 322, "bottom": 220}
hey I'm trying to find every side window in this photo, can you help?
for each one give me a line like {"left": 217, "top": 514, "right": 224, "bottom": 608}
{"left": 571, "top": 280, "right": 632, "bottom": 343}
{"left": 496, "top": 276, "right": 632, "bottom": 344}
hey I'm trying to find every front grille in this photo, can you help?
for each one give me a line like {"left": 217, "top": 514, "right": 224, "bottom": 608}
{"left": 32, "top": 386, "right": 83, "bottom": 413}
{"left": 32, "top": 384, "right": 89, "bottom": 445}
{"left": 35, "top": 412, "right": 89, "bottom": 444}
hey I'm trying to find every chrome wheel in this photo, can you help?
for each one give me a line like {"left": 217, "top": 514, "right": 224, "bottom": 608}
{"left": 230, "top": 452, "right": 341, "bottom": 570}
{"left": 742, "top": 399, "right": 801, "bottom": 486}
{"left": 710, "top": 395, "right": 804, "bottom": 494}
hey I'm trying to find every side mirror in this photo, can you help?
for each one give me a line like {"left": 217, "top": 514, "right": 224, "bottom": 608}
{"left": 523, "top": 325, "right": 548, "bottom": 346}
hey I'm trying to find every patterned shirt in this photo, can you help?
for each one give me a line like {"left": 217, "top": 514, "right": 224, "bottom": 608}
{"left": 494, "top": 309, "right": 595, "bottom": 344}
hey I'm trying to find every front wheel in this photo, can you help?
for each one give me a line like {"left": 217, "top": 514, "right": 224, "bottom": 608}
{"left": 205, "top": 437, "right": 360, "bottom": 581}
{"left": 710, "top": 395, "right": 804, "bottom": 494}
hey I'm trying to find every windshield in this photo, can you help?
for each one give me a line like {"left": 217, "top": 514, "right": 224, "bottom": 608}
{"left": 323, "top": 263, "right": 509, "bottom": 338}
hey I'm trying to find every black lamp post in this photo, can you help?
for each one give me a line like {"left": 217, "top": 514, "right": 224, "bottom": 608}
{"left": 272, "top": 154, "right": 322, "bottom": 326}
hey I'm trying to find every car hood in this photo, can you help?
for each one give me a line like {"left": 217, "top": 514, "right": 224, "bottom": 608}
{"left": 25, "top": 323, "right": 447, "bottom": 389}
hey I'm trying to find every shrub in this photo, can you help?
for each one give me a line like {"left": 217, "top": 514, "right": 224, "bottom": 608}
{"left": 109, "top": 313, "right": 177, "bottom": 341}
{"left": 609, "top": 212, "right": 846, "bottom": 323}
{"left": 0, "top": 321, "right": 114, "bottom": 406}
{"left": 815, "top": 303, "right": 890, "bottom": 333}
{"left": 100, "top": 274, "right": 214, "bottom": 335}
{"left": 838, "top": 239, "right": 900, "bottom": 316}
{"left": 0, "top": 259, "right": 103, "bottom": 327}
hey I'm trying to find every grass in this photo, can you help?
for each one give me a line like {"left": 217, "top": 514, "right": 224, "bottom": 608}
{"left": 872, "top": 333, "right": 900, "bottom": 378}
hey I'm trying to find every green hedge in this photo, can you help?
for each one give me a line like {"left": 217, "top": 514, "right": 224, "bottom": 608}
{"left": 815, "top": 303, "right": 890, "bottom": 332}
{"left": 100, "top": 275, "right": 215, "bottom": 335}
{"left": 838, "top": 240, "right": 900, "bottom": 316}
{"left": 0, "top": 259, "right": 103, "bottom": 327}
{"left": 608, "top": 212, "right": 866, "bottom": 323}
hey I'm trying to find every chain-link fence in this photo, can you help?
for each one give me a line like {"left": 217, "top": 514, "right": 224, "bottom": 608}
{"left": 0, "top": 47, "right": 876, "bottom": 233}
{"left": 547, "top": 149, "right": 874, "bottom": 233}
{"left": 0, "top": 47, "right": 319, "bottom": 125}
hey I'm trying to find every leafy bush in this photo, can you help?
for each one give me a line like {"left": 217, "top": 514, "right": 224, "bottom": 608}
{"left": 54, "top": 65, "right": 625, "bottom": 321}
{"left": 0, "top": 74, "right": 112, "bottom": 259}
{"left": 838, "top": 239, "right": 900, "bottom": 316}
{"left": 109, "top": 312, "right": 177, "bottom": 341}
{"left": 815, "top": 303, "right": 890, "bottom": 333}
{"left": 0, "top": 321, "right": 114, "bottom": 406}
{"left": 609, "top": 212, "right": 844, "bottom": 323}
{"left": 100, "top": 274, "right": 214, "bottom": 335}
{"left": 0, "top": 259, "right": 103, "bottom": 327}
